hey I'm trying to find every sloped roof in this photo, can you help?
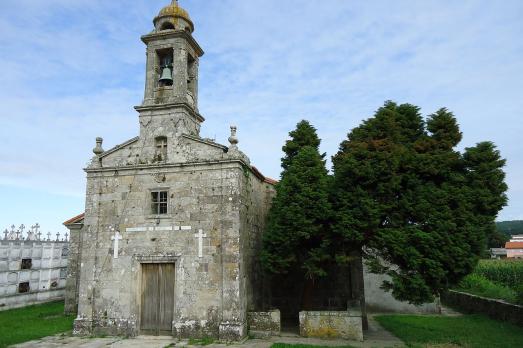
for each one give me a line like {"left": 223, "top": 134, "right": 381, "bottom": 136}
{"left": 505, "top": 242, "right": 523, "bottom": 249}
{"left": 63, "top": 213, "right": 84, "bottom": 226}
{"left": 251, "top": 166, "right": 278, "bottom": 185}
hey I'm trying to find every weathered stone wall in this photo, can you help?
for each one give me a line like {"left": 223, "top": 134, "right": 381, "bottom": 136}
{"left": 299, "top": 310, "right": 363, "bottom": 341}
{"left": 363, "top": 264, "right": 440, "bottom": 314}
{"left": 64, "top": 224, "right": 83, "bottom": 315}
{"left": 247, "top": 309, "right": 281, "bottom": 338}
{"left": 0, "top": 240, "right": 68, "bottom": 311}
{"left": 239, "top": 168, "right": 275, "bottom": 314}
{"left": 442, "top": 290, "right": 523, "bottom": 327}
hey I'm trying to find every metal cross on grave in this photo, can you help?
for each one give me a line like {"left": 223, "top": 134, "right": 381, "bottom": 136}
{"left": 111, "top": 231, "right": 123, "bottom": 259}
{"left": 194, "top": 229, "right": 207, "bottom": 258}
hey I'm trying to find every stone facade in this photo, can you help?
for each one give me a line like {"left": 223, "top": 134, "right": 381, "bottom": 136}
{"left": 0, "top": 225, "right": 69, "bottom": 311}
{"left": 247, "top": 310, "right": 281, "bottom": 338}
{"left": 64, "top": 1, "right": 275, "bottom": 341}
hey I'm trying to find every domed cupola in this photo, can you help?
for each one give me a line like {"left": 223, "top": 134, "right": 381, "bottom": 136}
{"left": 154, "top": 0, "right": 194, "bottom": 33}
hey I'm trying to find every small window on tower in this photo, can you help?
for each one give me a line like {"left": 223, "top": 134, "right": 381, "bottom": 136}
{"left": 160, "top": 22, "right": 175, "bottom": 31}
{"left": 151, "top": 191, "right": 168, "bottom": 215}
{"left": 155, "top": 136, "right": 168, "bottom": 162}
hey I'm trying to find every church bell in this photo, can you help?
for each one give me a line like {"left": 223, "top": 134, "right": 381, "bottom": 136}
{"left": 159, "top": 66, "right": 173, "bottom": 85}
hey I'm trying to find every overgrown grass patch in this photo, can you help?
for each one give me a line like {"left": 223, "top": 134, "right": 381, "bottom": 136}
{"left": 271, "top": 344, "right": 355, "bottom": 348}
{"left": 457, "top": 273, "right": 518, "bottom": 303}
{"left": 375, "top": 314, "right": 523, "bottom": 348}
{"left": 0, "top": 301, "right": 74, "bottom": 348}
{"left": 455, "top": 259, "right": 523, "bottom": 305}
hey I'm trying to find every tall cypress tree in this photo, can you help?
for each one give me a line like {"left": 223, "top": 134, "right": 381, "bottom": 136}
{"left": 281, "top": 120, "right": 324, "bottom": 170}
{"left": 261, "top": 121, "right": 331, "bottom": 279}
{"left": 464, "top": 142, "right": 508, "bottom": 251}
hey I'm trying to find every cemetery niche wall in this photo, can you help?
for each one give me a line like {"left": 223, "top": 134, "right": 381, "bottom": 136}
{"left": 0, "top": 223, "right": 69, "bottom": 311}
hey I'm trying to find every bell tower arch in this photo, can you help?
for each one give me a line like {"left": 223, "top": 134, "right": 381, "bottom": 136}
{"left": 136, "top": 0, "right": 204, "bottom": 137}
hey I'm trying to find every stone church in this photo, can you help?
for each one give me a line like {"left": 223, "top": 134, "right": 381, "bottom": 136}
{"left": 63, "top": 1, "right": 277, "bottom": 340}
{"left": 64, "top": 0, "right": 440, "bottom": 341}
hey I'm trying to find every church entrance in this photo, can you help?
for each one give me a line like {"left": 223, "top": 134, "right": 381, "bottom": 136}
{"left": 140, "top": 263, "right": 176, "bottom": 335}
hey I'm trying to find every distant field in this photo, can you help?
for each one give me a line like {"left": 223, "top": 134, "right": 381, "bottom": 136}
{"left": 456, "top": 259, "right": 523, "bottom": 305}
{"left": 0, "top": 301, "right": 74, "bottom": 348}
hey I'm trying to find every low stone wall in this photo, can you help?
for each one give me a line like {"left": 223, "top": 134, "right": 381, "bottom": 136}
{"left": 299, "top": 310, "right": 363, "bottom": 341}
{"left": 247, "top": 310, "right": 280, "bottom": 338}
{"left": 442, "top": 290, "right": 523, "bottom": 327}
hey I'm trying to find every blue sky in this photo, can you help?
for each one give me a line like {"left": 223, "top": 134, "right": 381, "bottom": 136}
{"left": 0, "top": 0, "right": 522, "bottom": 234}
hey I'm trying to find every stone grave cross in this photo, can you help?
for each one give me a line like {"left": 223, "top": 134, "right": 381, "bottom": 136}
{"left": 111, "top": 231, "right": 123, "bottom": 259}
{"left": 8, "top": 225, "right": 16, "bottom": 240}
{"left": 3, "top": 229, "right": 7, "bottom": 240}
{"left": 34, "top": 223, "right": 40, "bottom": 240}
{"left": 194, "top": 229, "right": 207, "bottom": 258}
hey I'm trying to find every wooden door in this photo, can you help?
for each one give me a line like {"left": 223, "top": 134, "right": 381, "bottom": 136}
{"left": 141, "top": 263, "right": 175, "bottom": 335}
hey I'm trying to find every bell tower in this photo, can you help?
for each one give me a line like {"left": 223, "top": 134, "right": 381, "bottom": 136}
{"left": 136, "top": 0, "right": 204, "bottom": 136}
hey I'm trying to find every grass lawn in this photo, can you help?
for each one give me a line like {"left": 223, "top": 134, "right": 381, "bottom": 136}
{"left": 375, "top": 314, "right": 523, "bottom": 348}
{"left": 271, "top": 345, "right": 355, "bottom": 348}
{"left": 0, "top": 301, "right": 74, "bottom": 348}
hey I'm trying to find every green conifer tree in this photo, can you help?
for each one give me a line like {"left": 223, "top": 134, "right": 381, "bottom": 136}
{"left": 261, "top": 121, "right": 331, "bottom": 279}
{"left": 332, "top": 102, "right": 508, "bottom": 304}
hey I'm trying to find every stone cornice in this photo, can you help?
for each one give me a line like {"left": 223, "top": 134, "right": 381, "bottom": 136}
{"left": 84, "top": 158, "right": 250, "bottom": 174}
{"left": 134, "top": 102, "right": 205, "bottom": 123}
{"left": 182, "top": 134, "right": 228, "bottom": 151}
{"left": 100, "top": 137, "right": 140, "bottom": 159}
{"left": 141, "top": 30, "right": 204, "bottom": 57}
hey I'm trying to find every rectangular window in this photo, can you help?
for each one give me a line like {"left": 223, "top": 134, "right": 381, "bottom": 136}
{"left": 18, "top": 282, "right": 30, "bottom": 293}
{"left": 21, "top": 259, "right": 32, "bottom": 270}
{"left": 151, "top": 191, "right": 168, "bottom": 215}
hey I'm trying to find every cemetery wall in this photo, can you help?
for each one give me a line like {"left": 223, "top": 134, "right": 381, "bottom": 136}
{"left": 0, "top": 227, "right": 69, "bottom": 311}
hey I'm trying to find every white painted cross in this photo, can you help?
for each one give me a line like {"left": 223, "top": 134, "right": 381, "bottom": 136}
{"left": 111, "top": 231, "right": 123, "bottom": 259}
{"left": 194, "top": 229, "right": 206, "bottom": 258}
